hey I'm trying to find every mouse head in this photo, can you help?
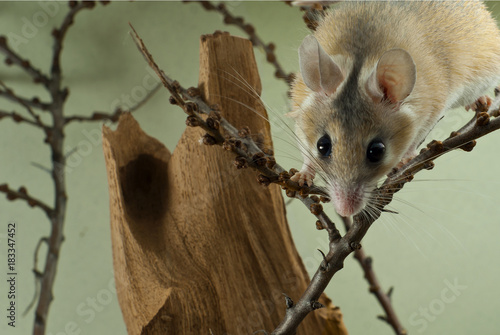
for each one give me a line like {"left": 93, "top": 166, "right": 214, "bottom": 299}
{"left": 291, "top": 35, "right": 417, "bottom": 217}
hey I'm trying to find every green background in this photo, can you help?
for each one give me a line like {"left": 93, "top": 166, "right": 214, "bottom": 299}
{"left": 0, "top": 1, "right": 499, "bottom": 334}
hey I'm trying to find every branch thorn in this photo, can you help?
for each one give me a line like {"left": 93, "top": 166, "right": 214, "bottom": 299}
{"left": 283, "top": 293, "right": 294, "bottom": 309}
{"left": 350, "top": 241, "right": 362, "bottom": 250}
{"left": 317, "top": 249, "right": 328, "bottom": 271}
{"left": 387, "top": 286, "right": 394, "bottom": 299}
{"left": 310, "top": 301, "right": 325, "bottom": 310}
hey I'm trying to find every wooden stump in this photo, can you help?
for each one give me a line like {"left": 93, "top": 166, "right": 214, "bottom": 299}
{"left": 102, "top": 32, "right": 347, "bottom": 335}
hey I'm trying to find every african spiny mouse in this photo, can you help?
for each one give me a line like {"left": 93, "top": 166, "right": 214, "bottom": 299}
{"left": 289, "top": 1, "right": 500, "bottom": 217}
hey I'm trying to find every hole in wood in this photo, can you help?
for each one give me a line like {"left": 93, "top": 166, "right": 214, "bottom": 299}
{"left": 119, "top": 154, "right": 168, "bottom": 223}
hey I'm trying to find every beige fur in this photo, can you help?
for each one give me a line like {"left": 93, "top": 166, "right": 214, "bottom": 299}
{"left": 290, "top": 1, "right": 500, "bottom": 216}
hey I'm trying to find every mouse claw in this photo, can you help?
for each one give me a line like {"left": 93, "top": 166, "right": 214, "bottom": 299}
{"left": 290, "top": 167, "right": 316, "bottom": 187}
{"left": 465, "top": 96, "right": 492, "bottom": 112}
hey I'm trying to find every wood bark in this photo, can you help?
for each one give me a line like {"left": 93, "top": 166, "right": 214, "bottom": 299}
{"left": 102, "top": 32, "right": 347, "bottom": 335}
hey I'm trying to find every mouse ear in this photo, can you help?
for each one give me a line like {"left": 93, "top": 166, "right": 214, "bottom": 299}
{"left": 366, "top": 48, "right": 416, "bottom": 104}
{"left": 298, "top": 35, "right": 344, "bottom": 95}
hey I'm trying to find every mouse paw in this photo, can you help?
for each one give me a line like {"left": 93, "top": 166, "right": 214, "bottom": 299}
{"left": 290, "top": 166, "right": 316, "bottom": 187}
{"left": 465, "top": 96, "right": 492, "bottom": 112}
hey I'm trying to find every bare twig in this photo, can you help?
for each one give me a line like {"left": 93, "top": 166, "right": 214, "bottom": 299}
{"left": 63, "top": 82, "right": 161, "bottom": 125}
{"left": 193, "top": 1, "right": 295, "bottom": 85}
{"left": 0, "top": 81, "right": 49, "bottom": 131}
{"left": 0, "top": 2, "right": 155, "bottom": 335}
{"left": 0, "top": 37, "right": 50, "bottom": 86}
{"left": 0, "top": 184, "right": 53, "bottom": 217}
{"left": 0, "top": 3, "right": 103, "bottom": 335}
{"left": 0, "top": 110, "right": 45, "bottom": 129}
{"left": 50, "top": 1, "right": 96, "bottom": 83}
{"left": 0, "top": 89, "right": 51, "bottom": 111}
{"left": 23, "top": 237, "right": 49, "bottom": 317}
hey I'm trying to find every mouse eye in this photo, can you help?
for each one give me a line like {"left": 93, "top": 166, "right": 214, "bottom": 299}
{"left": 317, "top": 134, "right": 332, "bottom": 157}
{"left": 367, "top": 140, "right": 385, "bottom": 163}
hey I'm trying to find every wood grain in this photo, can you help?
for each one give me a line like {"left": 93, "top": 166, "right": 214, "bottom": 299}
{"left": 102, "top": 32, "right": 347, "bottom": 335}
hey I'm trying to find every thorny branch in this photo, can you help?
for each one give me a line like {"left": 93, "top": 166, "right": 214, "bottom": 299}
{"left": 193, "top": 1, "right": 295, "bottom": 85}
{"left": 131, "top": 25, "right": 500, "bottom": 334}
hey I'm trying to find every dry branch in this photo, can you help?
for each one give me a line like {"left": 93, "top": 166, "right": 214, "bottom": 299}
{"left": 0, "top": 184, "right": 53, "bottom": 217}
{"left": 31, "top": 3, "right": 97, "bottom": 333}
{"left": 0, "top": 37, "right": 50, "bottom": 86}
{"left": 63, "top": 83, "right": 160, "bottom": 125}
{"left": 0, "top": 2, "right": 159, "bottom": 335}
{"left": 0, "top": 110, "right": 45, "bottom": 129}
{"left": 0, "top": 88, "right": 51, "bottom": 111}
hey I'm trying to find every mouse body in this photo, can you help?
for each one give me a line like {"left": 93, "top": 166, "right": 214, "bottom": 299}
{"left": 289, "top": 1, "right": 500, "bottom": 217}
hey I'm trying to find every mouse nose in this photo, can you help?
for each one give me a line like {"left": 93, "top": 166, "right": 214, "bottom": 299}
{"left": 331, "top": 186, "right": 365, "bottom": 217}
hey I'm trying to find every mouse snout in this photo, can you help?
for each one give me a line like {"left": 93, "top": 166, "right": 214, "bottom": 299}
{"left": 330, "top": 185, "right": 366, "bottom": 217}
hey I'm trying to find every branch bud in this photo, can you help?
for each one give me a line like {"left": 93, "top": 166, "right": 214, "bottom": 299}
{"left": 202, "top": 134, "right": 216, "bottom": 146}
{"left": 476, "top": 112, "right": 490, "bottom": 126}
{"left": 459, "top": 140, "right": 476, "bottom": 152}
{"left": 169, "top": 96, "right": 178, "bottom": 105}
{"left": 234, "top": 156, "right": 248, "bottom": 169}
{"left": 187, "top": 86, "right": 201, "bottom": 97}
{"left": 257, "top": 174, "right": 271, "bottom": 186}
{"left": 309, "top": 203, "right": 323, "bottom": 215}
{"left": 252, "top": 152, "right": 266, "bottom": 166}
{"left": 266, "top": 157, "right": 276, "bottom": 169}
{"left": 315, "top": 220, "right": 324, "bottom": 230}
{"left": 206, "top": 117, "right": 220, "bottom": 130}
{"left": 238, "top": 126, "right": 250, "bottom": 138}
{"left": 185, "top": 116, "right": 199, "bottom": 127}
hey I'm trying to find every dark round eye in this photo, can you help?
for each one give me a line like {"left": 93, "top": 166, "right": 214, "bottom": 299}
{"left": 317, "top": 134, "right": 332, "bottom": 157}
{"left": 367, "top": 140, "right": 385, "bottom": 163}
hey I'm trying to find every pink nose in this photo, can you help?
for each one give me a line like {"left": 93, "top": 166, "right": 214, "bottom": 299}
{"left": 332, "top": 188, "right": 365, "bottom": 217}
